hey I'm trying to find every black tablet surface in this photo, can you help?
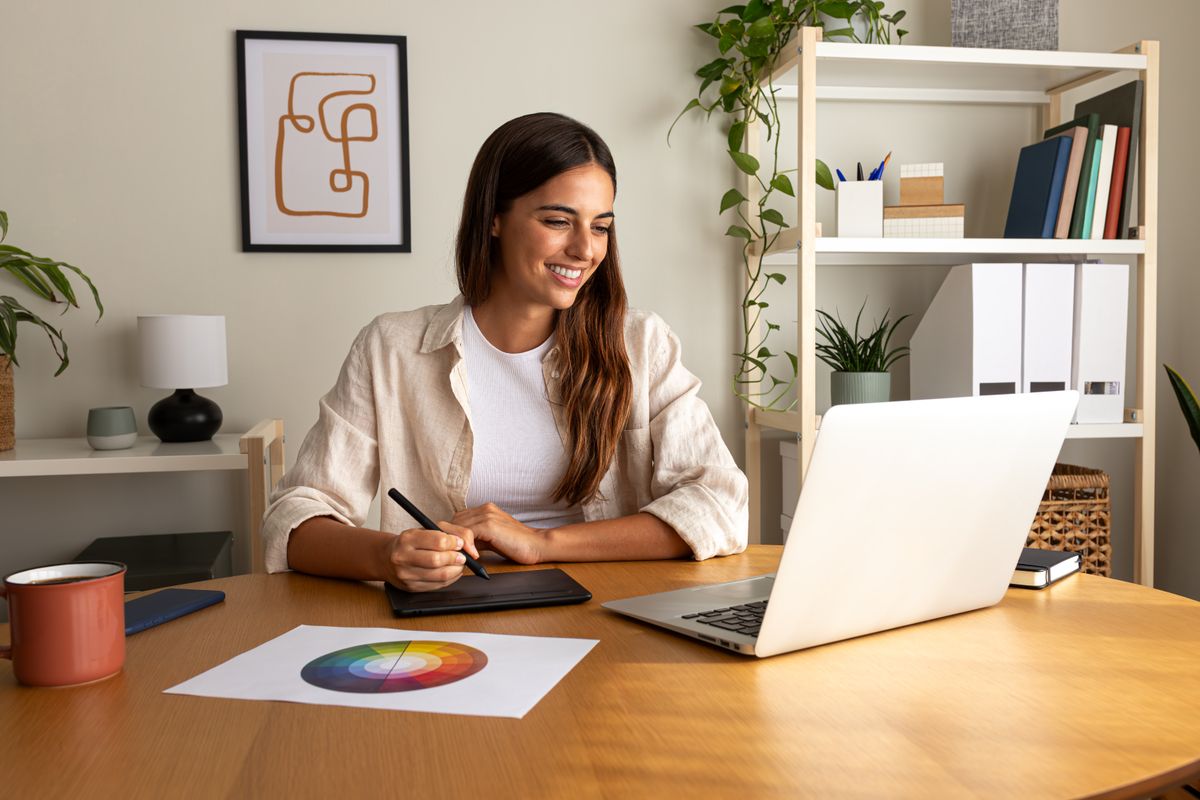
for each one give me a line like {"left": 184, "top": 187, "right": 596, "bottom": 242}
{"left": 385, "top": 568, "right": 591, "bottom": 617}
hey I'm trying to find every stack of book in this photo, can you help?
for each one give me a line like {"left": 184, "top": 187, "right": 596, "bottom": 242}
{"left": 1003, "top": 80, "right": 1143, "bottom": 240}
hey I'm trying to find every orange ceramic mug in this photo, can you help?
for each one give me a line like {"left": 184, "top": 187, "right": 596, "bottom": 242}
{"left": 1, "top": 561, "right": 127, "bottom": 687}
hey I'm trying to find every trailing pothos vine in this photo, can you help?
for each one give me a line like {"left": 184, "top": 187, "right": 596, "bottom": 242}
{"left": 670, "top": 1, "right": 906, "bottom": 410}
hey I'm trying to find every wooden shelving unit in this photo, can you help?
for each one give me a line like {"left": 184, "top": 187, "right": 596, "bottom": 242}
{"left": 743, "top": 29, "right": 1159, "bottom": 585}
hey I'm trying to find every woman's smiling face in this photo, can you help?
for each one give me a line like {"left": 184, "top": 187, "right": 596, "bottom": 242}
{"left": 489, "top": 163, "right": 615, "bottom": 312}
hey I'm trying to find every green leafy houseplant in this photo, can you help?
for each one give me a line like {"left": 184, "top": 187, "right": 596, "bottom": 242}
{"left": 815, "top": 302, "right": 909, "bottom": 373}
{"left": 1164, "top": 364, "right": 1200, "bottom": 457}
{"left": 0, "top": 209, "right": 104, "bottom": 450}
{"left": 0, "top": 210, "right": 103, "bottom": 375}
{"left": 671, "top": 0, "right": 907, "bottom": 409}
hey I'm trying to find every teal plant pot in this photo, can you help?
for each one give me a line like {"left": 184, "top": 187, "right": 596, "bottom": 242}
{"left": 830, "top": 372, "right": 891, "bottom": 406}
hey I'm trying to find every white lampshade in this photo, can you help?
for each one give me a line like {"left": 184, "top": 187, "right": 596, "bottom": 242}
{"left": 137, "top": 315, "right": 228, "bottom": 389}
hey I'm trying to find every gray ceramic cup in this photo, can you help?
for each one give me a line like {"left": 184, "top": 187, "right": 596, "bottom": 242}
{"left": 87, "top": 406, "right": 138, "bottom": 450}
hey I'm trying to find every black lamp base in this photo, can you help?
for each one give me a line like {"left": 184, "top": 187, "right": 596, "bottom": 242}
{"left": 148, "top": 389, "right": 223, "bottom": 442}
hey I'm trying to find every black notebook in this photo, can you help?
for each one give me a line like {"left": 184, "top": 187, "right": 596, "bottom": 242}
{"left": 1010, "top": 548, "right": 1081, "bottom": 589}
{"left": 385, "top": 568, "right": 591, "bottom": 616}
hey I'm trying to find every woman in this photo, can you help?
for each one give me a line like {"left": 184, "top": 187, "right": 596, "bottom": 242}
{"left": 262, "top": 112, "right": 747, "bottom": 590}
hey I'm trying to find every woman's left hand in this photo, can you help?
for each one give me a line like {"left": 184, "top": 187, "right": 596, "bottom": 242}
{"left": 451, "top": 503, "right": 546, "bottom": 565}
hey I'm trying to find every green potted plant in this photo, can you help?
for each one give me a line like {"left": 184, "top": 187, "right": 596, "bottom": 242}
{"left": 1164, "top": 364, "right": 1200, "bottom": 457}
{"left": 0, "top": 210, "right": 104, "bottom": 450}
{"left": 816, "top": 301, "right": 909, "bottom": 405}
{"left": 671, "top": 0, "right": 907, "bottom": 410}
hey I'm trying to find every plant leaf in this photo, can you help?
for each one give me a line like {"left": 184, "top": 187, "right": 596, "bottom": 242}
{"left": 816, "top": 159, "right": 835, "bottom": 191}
{"left": 666, "top": 98, "right": 702, "bottom": 146}
{"left": 694, "top": 22, "right": 721, "bottom": 38}
{"left": 761, "top": 208, "right": 787, "bottom": 227}
{"left": 57, "top": 262, "right": 104, "bottom": 319}
{"left": 747, "top": 17, "right": 776, "bottom": 38}
{"left": 742, "top": 0, "right": 769, "bottom": 22}
{"left": 819, "top": 1, "right": 856, "bottom": 19}
{"left": 695, "top": 57, "right": 731, "bottom": 80}
{"left": 768, "top": 272, "right": 786, "bottom": 283}
{"left": 728, "top": 120, "right": 747, "bottom": 152}
{"left": 770, "top": 173, "right": 794, "bottom": 196}
{"left": 0, "top": 211, "right": 7, "bottom": 242}
{"left": 720, "top": 188, "right": 747, "bottom": 214}
{"left": 726, "top": 225, "right": 753, "bottom": 240}
{"left": 1165, "top": 364, "right": 1200, "bottom": 455}
{"left": 729, "top": 149, "right": 760, "bottom": 175}
{"left": 2, "top": 261, "right": 56, "bottom": 301}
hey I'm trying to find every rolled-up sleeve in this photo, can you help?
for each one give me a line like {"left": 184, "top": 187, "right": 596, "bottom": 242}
{"left": 638, "top": 317, "right": 749, "bottom": 560}
{"left": 261, "top": 324, "right": 381, "bottom": 573}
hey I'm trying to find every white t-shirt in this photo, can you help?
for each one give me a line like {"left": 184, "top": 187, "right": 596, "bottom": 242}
{"left": 462, "top": 307, "right": 584, "bottom": 528}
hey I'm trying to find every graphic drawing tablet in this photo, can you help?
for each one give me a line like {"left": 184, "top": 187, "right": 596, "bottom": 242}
{"left": 385, "top": 568, "right": 592, "bottom": 617}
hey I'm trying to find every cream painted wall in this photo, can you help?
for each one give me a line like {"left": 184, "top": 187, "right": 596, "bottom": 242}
{"left": 1, "top": 1, "right": 1196, "bottom": 600}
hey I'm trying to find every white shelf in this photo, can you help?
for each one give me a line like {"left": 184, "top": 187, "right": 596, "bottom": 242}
{"left": 757, "top": 412, "right": 1143, "bottom": 440}
{"left": 0, "top": 435, "right": 248, "bottom": 478}
{"left": 1064, "top": 423, "right": 1144, "bottom": 439}
{"left": 760, "top": 234, "right": 1145, "bottom": 264}
{"left": 769, "top": 41, "right": 1146, "bottom": 99}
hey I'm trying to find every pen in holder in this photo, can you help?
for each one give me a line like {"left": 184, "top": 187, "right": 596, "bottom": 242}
{"left": 836, "top": 180, "right": 883, "bottom": 238}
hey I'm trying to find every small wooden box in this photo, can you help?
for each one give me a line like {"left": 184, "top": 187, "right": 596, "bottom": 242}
{"left": 900, "top": 176, "right": 945, "bottom": 206}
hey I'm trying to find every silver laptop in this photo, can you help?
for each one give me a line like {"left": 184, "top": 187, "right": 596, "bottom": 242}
{"left": 603, "top": 391, "right": 1079, "bottom": 657}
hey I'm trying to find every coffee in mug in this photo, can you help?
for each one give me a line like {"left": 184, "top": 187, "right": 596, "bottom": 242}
{"left": 1, "top": 561, "right": 127, "bottom": 687}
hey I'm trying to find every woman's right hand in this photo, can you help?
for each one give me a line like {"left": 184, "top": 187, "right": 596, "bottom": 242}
{"left": 377, "top": 522, "right": 481, "bottom": 592}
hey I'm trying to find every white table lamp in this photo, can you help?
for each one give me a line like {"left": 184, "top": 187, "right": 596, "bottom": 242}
{"left": 138, "top": 315, "right": 228, "bottom": 442}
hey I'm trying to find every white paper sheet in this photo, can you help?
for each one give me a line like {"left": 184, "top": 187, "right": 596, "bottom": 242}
{"left": 165, "top": 625, "right": 597, "bottom": 719}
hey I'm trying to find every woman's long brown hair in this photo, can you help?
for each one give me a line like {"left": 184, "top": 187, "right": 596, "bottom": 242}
{"left": 455, "top": 113, "right": 632, "bottom": 506}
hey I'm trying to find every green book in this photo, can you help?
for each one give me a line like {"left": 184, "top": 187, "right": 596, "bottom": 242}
{"left": 1080, "top": 139, "right": 1102, "bottom": 239}
{"left": 1044, "top": 112, "right": 1100, "bottom": 238}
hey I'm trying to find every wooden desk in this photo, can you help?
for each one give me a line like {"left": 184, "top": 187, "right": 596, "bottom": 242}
{"left": 2, "top": 546, "right": 1198, "bottom": 798}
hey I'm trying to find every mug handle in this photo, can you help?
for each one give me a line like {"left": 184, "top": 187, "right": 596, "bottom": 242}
{"left": 0, "top": 583, "right": 9, "bottom": 660}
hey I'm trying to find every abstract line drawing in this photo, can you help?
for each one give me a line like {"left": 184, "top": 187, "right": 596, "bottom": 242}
{"left": 275, "top": 72, "right": 379, "bottom": 218}
{"left": 237, "top": 30, "right": 410, "bottom": 252}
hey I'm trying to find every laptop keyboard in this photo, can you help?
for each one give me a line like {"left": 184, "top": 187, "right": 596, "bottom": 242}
{"left": 682, "top": 600, "right": 767, "bottom": 637}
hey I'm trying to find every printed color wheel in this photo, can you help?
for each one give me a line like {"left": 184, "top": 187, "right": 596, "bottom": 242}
{"left": 301, "top": 640, "right": 488, "bottom": 693}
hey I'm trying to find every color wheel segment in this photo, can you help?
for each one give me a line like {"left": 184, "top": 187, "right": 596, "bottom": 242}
{"left": 301, "top": 640, "right": 488, "bottom": 693}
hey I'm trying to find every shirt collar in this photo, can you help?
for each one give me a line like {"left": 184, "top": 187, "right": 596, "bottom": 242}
{"left": 420, "top": 295, "right": 467, "bottom": 354}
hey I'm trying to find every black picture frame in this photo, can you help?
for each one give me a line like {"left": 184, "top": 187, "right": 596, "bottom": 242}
{"left": 236, "top": 30, "right": 411, "bottom": 252}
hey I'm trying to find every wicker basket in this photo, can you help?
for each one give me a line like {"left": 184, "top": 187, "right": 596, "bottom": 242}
{"left": 1026, "top": 463, "right": 1111, "bottom": 576}
{"left": 0, "top": 355, "right": 13, "bottom": 451}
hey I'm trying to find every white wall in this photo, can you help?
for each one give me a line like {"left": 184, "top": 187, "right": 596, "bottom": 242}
{"left": 2, "top": 1, "right": 1197, "bottom": 600}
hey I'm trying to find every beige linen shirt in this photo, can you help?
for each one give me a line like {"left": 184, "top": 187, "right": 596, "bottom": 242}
{"left": 261, "top": 296, "right": 749, "bottom": 573}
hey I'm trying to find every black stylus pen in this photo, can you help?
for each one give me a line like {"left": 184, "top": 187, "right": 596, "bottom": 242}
{"left": 387, "top": 488, "right": 491, "bottom": 580}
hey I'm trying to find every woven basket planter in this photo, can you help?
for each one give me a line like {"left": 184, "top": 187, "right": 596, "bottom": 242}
{"left": 1027, "top": 463, "right": 1111, "bottom": 576}
{"left": 0, "top": 355, "right": 13, "bottom": 451}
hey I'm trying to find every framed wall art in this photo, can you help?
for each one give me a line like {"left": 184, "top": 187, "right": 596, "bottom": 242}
{"left": 236, "top": 30, "right": 411, "bottom": 252}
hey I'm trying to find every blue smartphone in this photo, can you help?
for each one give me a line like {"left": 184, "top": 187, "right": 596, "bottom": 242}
{"left": 124, "top": 588, "right": 225, "bottom": 635}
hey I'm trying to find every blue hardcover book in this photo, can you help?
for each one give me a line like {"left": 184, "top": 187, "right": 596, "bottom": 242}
{"left": 1004, "top": 136, "right": 1073, "bottom": 239}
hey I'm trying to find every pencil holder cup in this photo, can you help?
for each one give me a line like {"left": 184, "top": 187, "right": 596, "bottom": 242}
{"left": 87, "top": 406, "right": 138, "bottom": 450}
{"left": 836, "top": 181, "right": 884, "bottom": 237}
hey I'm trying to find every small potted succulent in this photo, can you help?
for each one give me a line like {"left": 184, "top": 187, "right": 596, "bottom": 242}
{"left": 816, "top": 301, "right": 909, "bottom": 405}
{"left": 0, "top": 210, "right": 104, "bottom": 450}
